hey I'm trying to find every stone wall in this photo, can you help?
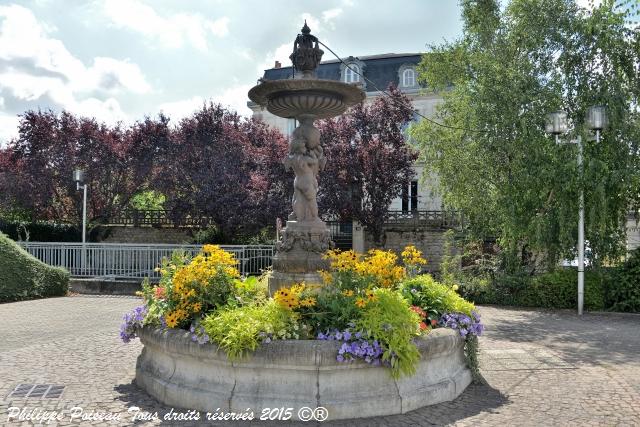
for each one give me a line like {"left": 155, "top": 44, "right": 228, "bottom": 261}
{"left": 364, "top": 227, "right": 453, "bottom": 272}
{"left": 100, "top": 226, "right": 193, "bottom": 244}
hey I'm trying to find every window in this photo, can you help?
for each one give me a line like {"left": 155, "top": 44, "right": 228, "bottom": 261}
{"left": 402, "top": 68, "right": 415, "bottom": 87}
{"left": 344, "top": 64, "right": 360, "bottom": 83}
{"left": 401, "top": 180, "right": 419, "bottom": 212}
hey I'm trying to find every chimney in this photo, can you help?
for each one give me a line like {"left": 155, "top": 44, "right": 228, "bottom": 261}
{"left": 274, "top": 61, "right": 281, "bottom": 69}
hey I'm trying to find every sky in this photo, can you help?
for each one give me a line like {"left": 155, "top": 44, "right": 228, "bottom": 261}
{"left": 0, "top": 0, "right": 466, "bottom": 145}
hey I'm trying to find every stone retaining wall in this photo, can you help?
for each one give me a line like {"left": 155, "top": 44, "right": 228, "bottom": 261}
{"left": 100, "top": 226, "right": 193, "bottom": 244}
{"left": 135, "top": 327, "right": 471, "bottom": 421}
{"left": 365, "top": 229, "right": 454, "bottom": 272}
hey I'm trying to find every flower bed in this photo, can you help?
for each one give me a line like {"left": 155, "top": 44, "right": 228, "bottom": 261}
{"left": 135, "top": 325, "right": 470, "bottom": 420}
{"left": 122, "top": 245, "right": 483, "bottom": 420}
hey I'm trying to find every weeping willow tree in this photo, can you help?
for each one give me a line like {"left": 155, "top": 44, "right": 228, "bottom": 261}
{"left": 411, "top": 0, "right": 640, "bottom": 270}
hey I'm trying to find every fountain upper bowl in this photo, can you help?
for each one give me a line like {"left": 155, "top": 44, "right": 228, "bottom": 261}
{"left": 248, "top": 79, "right": 365, "bottom": 119}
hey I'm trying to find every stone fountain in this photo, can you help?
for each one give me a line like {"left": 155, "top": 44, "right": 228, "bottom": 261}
{"left": 248, "top": 22, "right": 365, "bottom": 293}
{"left": 135, "top": 25, "right": 472, "bottom": 420}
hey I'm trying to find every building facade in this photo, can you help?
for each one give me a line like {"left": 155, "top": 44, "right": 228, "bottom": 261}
{"left": 247, "top": 53, "right": 444, "bottom": 215}
{"left": 248, "top": 53, "right": 459, "bottom": 268}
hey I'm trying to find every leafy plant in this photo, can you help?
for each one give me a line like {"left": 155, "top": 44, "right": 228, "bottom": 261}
{"left": 202, "top": 300, "right": 300, "bottom": 360}
{"left": 605, "top": 249, "right": 640, "bottom": 312}
{"left": 355, "top": 288, "right": 421, "bottom": 378}
{"left": 401, "top": 275, "right": 476, "bottom": 319}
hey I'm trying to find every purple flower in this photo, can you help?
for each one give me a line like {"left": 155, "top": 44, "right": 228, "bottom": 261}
{"left": 119, "top": 305, "right": 148, "bottom": 343}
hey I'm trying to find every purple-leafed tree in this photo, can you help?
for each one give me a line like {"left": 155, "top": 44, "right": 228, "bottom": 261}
{"left": 156, "top": 103, "right": 291, "bottom": 240}
{"left": 317, "top": 85, "right": 418, "bottom": 244}
{"left": 0, "top": 109, "right": 170, "bottom": 226}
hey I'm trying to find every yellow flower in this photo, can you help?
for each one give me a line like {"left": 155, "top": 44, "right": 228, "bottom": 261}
{"left": 165, "top": 311, "right": 178, "bottom": 328}
{"left": 299, "top": 297, "right": 316, "bottom": 308}
{"left": 192, "top": 302, "right": 202, "bottom": 312}
{"left": 342, "top": 290, "right": 354, "bottom": 297}
{"left": 355, "top": 297, "right": 367, "bottom": 308}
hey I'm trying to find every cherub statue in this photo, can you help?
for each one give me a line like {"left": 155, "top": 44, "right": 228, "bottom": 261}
{"left": 284, "top": 139, "right": 320, "bottom": 222}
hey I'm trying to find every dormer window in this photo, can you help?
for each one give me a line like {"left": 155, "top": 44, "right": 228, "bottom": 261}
{"left": 402, "top": 68, "right": 415, "bottom": 87}
{"left": 344, "top": 64, "right": 360, "bottom": 83}
{"left": 340, "top": 57, "right": 366, "bottom": 89}
{"left": 398, "top": 64, "right": 418, "bottom": 89}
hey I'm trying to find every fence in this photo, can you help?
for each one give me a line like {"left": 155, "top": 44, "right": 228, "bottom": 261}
{"left": 18, "top": 242, "right": 274, "bottom": 279}
{"left": 108, "top": 209, "right": 215, "bottom": 228}
{"left": 384, "top": 210, "right": 462, "bottom": 229}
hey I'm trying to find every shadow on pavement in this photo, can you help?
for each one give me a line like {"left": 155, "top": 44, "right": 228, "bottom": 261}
{"left": 114, "top": 377, "right": 509, "bottom": 427}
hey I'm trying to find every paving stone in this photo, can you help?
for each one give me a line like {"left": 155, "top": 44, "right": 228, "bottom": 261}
{"left": 0, "top": 298, "right": 639, "bottom": 426}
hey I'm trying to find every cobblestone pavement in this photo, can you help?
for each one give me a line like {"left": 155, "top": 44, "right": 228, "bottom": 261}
{"left": 0, "top": 297, "right": 639, "bottom": 426}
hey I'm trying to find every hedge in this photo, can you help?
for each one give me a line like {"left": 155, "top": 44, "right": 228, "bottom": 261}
{"left": 0, "top": 232, "right": 69, "bottom": 303}
{"left": 459, "top": 269, "right": 606, "bottom": 311}
{"left": 0, "top": 219, "right": 81, "bottom": 242}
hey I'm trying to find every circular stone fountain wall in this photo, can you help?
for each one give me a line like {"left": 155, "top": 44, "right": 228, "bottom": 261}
{"left": 135, "top": 327, "right": 472, "bottom": 421}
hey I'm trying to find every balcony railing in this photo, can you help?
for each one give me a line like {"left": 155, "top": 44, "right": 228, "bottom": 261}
{"left": 108, "top": 209, "right": 215, "bottom": 228}
{"left": 384, "top": 210, "right": 462, "bottom": 229}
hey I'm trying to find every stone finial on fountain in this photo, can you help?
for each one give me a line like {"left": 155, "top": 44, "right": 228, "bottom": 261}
{"left": 289, "top": 21, "right": 324, "bottom": 79}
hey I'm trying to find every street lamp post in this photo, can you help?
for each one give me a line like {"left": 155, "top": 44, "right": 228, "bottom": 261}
{"left": 73, "top": 169, "right": 88, "bottom": 243}
{"left": 74, "top": 169, "right": 88, "bottom": 274}
{"left": 545, "top": 106, "right": 608, "bottom": 316}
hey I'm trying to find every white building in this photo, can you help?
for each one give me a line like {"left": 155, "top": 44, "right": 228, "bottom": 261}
{"left": 247, "top": 53, "right": 445, "bottom": 215}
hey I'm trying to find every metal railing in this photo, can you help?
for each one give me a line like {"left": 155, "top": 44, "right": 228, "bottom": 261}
{"left": 18, "top": 242, "right": 274, "bottom": 279}
{"left": 384, "top": 210, "right": 462, "bottom": 229}
{"left": 108, "top": 209, "right": 215, "bottom": 228}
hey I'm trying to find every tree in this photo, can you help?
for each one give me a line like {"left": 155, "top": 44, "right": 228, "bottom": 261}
{"left": 0, "top": 110, "right": 170, "bottom": 226}
{"left": 156, "top": 103, "right": 290, "bottom": 240}
{"left": 318, "top": 85, "right": 418, "bottom": 244}
{"left": 411, "top": 0, "right": 640, "bottom": 269}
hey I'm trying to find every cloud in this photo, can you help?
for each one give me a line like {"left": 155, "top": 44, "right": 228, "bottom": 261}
{"left": 103, "top": 0, "right": 229, "bottom": 51}
{"left": 0, "top": 112, "right": 18, "bottom": 145}
{"left": 0, "top": 4, "right": 148, "bottom": 137}
{"left": 158, "top": 84, "right": 253, "bottom": 122}
{"left": 322, "top": 8, "right": 343, "bottom": 25}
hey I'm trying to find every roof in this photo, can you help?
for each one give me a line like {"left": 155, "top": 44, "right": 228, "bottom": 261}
{"left": 262, "top": 53, "right": 423, "bottom": 92}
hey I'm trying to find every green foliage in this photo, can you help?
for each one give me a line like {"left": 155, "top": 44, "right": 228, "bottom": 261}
{"left": 202, "top": 300, "right": 299, "bottom": 360}
{"left": 472, "top": 269, "right": 605, "bottom": 310}
{"left": 604, "top": 248, "right": 640, "bottom": 312}
{"left": 129, "top": 190, "right": 165, "bottom": 210}
{"left": 356, "top": 288, "right": 421, "bottom": 378}
{"left": 229, "top": 274, "right": 269, "bottom": 307}
{"left": 192, "top": 226, "right": 224, "bottom": 244}
{"left": 305, "top": 288, "right": 363, "bottom": 333}
{"left": 412, "top": 0, "right": 640, "bottom": 268}
{"left": 401, "top": 275, "right": 476, "bottom": 318}
{"left": 465, "top": 335, "right": 482, "bottom": 383}
{"left": 0, "top": 232, "right": 69, "bottom": 302}
{"left": 0, "top": 219, "right": 81, "bottom": 242}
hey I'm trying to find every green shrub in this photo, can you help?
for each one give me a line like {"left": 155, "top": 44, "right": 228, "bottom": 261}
{"left": 356, "top": 288, "right": 421, "bottom": 378}
{"left": 0, "top": 232, "right": 69, "bottom": 302}
{"left": 478, "top": 269, "right": 605, "bottom": 310}
{"left": 202, "top": 300, "right": 300, "bottom": 360}
{"left": 0, "top": 219, "right": 81, "bottom": 242}
{"left": 401, "top": 275, "right": 476, "bottom": 317}
{"left": 605, "top": 249, "right": 640, "bottom": 312}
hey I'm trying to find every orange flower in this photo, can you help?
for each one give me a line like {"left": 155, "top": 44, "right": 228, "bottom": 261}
{"left": 419, "top": 322, "right": 428, "bottom": 331}
{"left": 154, "top": 287, "right": 166, "bottom": 300}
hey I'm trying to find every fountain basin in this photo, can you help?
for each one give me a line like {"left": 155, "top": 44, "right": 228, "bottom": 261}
{"left": 135, "top": 326, "right": 471, "bottom": 421}
{"left": 248, "top": 79, "right": 365, "bottom": 119}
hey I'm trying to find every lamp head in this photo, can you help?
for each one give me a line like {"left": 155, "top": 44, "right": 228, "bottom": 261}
{"left": 73, "top": 169, "right": 85, "bottom": 184}
{"left": 586, "top": 105, "right": 608, "bottom": 131}
{"left": 545, "top": 111, "right": 568, "bottom": 136}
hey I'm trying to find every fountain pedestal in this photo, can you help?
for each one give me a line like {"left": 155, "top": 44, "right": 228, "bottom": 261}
{"left": 269, "top": 219, "right": 332, "bottom": 293}
{"left": 248, "top": 22, "right": 365, "bottom": 294}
